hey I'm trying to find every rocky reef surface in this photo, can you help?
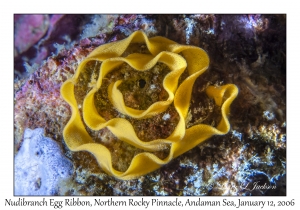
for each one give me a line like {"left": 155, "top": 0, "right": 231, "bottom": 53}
{"left": 14, "top": 14, "right": 286, "bottom": 195}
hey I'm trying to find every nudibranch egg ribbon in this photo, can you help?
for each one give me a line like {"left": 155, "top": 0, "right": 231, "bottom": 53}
{"left": 61, "top": 31, "right": 238, "bottom": 180}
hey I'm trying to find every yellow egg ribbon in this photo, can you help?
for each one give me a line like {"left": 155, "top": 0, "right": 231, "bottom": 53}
{"left": 61, "top": 31, "right": 238, "bottom": 180}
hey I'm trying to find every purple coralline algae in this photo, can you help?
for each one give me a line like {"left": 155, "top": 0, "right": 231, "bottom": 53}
{"left": 14, "top": 128, "right": 73, "bottom": 195}
{"left": 14, "top": 15, "right": 50, "bottom": 56}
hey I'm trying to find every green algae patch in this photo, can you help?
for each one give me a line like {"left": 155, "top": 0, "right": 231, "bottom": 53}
{"left": 61, "top": 31, "right": 238, "bottom": 180}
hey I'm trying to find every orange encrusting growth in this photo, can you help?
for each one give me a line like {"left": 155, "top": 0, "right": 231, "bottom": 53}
{"left": 61, "top": 31, "right": 238, "bottom": 180}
